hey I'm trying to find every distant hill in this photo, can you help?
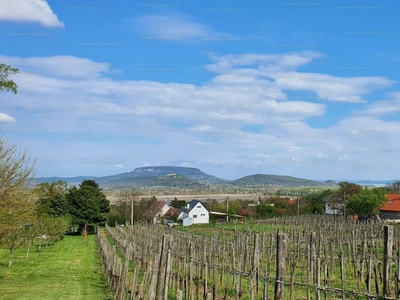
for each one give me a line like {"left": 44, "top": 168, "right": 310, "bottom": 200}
{"left": 98, "top": 174, "right": 207, "bottom": 188}
{"left": 230, "top": 174, "right": 329, "bottom": 187}
{"left": 34, "top": 166, "right": 225, "bottom": 187}
{"left": 323, "top": 180, "right": 337, "bottom": 185}
{"left": 34, "top": 166, "right": 342, "bottom": 188}
{"left": 115, "top": 166, "right": 226, "bottom": 183}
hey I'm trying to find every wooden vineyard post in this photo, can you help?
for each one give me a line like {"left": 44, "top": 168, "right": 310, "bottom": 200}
{"left": 397, "top": 242, "right": 400, "bottom": 299}
{"left": 251, "top": 233, "right": 259, "bottom": 299}
{"left": 274, "top": 232, "right": 288, "bottom": 300}
{"left": 339, "top": 252, "right": 345, "bottom": 300}
{"left": 316, "top": 258, "right": 321, "bottom": 300}
{"left": 156, "top": 234, "right": 173, "bottom": 300}
{"left": 383, "top": 225, "right": 393, "bottom": 298}
{"left": 308, "top": 232, "right": 316, "bottom": 300}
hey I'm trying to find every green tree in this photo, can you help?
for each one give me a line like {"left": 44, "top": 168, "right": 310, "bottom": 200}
{"left": 48, "top": 193, "right": 70, "bottom": 217}
{"left": 66, "top": 180, "right": 110, "bottom": 232}
{"left": 330, "top": 182, "right": 363, "bottom": 216}
{"left": 0, "top": 139, "right": 36, "bottom": 267}
{"left": 0, "top": 67, "right": 39, "bottom": 266}
{"left": 346, "top": 188, "right": 387, "bottom": 218}
{"left": 228, "top": 200, "right": 243, "bottom": 216}
{"left": 300, "top": 189, "right": 334, "bottom": 214}
{"left": 33, "top": 181, "right": 68, "bottom": 216}
{"left": 0, "top": 63, "right": 19, "bottom": 94}
{"left": 255, "top": 203, "right": 276, "bottom": 218}
{"left": 108, "top": 203, "right": 129, "bottom": 226}
{"left": 203, "top": 199, "right": 220, "bottom": 212}
{"left": 170, "top": 197, "right": 187, "bottom": 209}
{"left": 2, "top": 201, "right": 36, "bottom": 267}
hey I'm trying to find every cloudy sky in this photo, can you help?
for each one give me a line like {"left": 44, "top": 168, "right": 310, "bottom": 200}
{"left": 0, "top": 0, "right": 399, "bottom": 181}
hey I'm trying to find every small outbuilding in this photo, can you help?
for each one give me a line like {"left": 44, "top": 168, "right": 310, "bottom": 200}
{"left": 380, "top": 194, "right": 400, "bottom": 221}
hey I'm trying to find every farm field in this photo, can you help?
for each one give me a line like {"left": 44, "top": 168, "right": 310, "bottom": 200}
{"left": 0, "top": 234, "right": 113, "bottom": 300}
{"left": 99, "top": 216, "right": 400, "bottom": 299}
{"left": 104, "top": 192, "right": 261, "bottom": 204}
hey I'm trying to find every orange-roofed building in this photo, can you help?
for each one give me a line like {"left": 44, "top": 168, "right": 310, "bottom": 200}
{"left": 380, "top": 194, "right": 400, "bottom": 220}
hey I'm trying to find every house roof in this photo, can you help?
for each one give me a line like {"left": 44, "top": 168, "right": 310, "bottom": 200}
{"left": 172, "top": 208, "right": 183, "bottom": 217}
{"left": 144, "top": 201, "right": 169, "bottom": 218}
{"left": 380, "top": 194, "right": 400, "bottom": 212}
{"left": 183, "top": 199, "right": 208, "bottom": 213}
{"left": 163, "top": 207, "right": 183, "bottom": 219}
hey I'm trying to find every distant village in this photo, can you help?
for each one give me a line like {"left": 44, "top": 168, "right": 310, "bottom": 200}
{"left": 144, "top": 193, "right": 400, "bottom": 226}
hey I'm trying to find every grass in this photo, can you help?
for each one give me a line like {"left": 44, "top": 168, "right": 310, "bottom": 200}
{"left": 0, "top": 234, "right": 113, "bottom": 300}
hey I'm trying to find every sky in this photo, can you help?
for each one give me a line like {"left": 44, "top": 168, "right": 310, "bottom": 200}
{"left": 0, "top": 0, "right": 399, "bottom": 181}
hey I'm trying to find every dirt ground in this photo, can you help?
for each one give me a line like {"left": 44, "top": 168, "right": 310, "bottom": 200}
{"left": 105, "top": 192, "right": 260, "bottom": 204}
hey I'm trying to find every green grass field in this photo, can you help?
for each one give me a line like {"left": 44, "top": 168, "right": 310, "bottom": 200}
{"left": 0, "top": 234, "right": 113, "bottom": 300}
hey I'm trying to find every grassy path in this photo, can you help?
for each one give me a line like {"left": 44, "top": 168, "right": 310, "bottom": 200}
{"left": 0, "top": 234, "right": 113, "bottom": 300}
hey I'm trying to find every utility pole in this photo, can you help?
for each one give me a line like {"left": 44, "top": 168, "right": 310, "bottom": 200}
{"left": 297, "top": 194, "right": 300, "bottom": 215}
{"left": 226, "top": 197, "right": 229, "bottom": 223}
{"left": 131, "top": 199, "right": 134, "bottom": 226}
{"left": 343, "top": 192, "right": 346, "bottom": 219}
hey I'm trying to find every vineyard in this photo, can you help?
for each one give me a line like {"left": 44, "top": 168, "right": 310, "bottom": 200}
{"left": 97, "top": 216, "right": 400, "bottom": 299}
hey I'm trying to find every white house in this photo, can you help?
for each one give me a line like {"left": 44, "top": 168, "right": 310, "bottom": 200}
{"left": 324, "top": 195, "right": 343, "bottom": 215}
{"left": 180, "top": 200, "right": 209, "bottom": 226}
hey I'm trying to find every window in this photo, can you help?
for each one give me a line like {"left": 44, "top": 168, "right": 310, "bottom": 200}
{"left": 193, "top": 215, "right": 197, "bottom": 218}
{"left": 201, "top": 214, "right": 205, "bottom": 216}
{"left": 197, "top": 205, "right": 201, "bottom": 208}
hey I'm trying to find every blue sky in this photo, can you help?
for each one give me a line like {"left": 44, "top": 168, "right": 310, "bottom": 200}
{"left": 0, "top": 0, "right": 399, "bottom": 181}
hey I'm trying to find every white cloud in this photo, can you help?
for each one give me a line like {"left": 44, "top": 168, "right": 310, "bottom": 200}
{"left": 0, "top": 0, "right": 64, "bottom": 28}
{"left": 134, "top": 14, "right": 212, "bottom": 39}
{"left": 205, "top": 51, "right": 323, "bottom": 73}
{"left": 1, "top": 55, "right": 116, "bottom": 79}
{"left": 273, "top": 72, "right": 394, "bottom": 102}
{"left": 2, "top": 53, "right": 399, "bottom": 180}
{"left": 0, "top": 113, "right": 15, "bottom": 122}
{"left": 205, "top": 52, "right": 394, "bottom": 103}
{"left": 360, "top": 92, "right": 400, "bottom": 116}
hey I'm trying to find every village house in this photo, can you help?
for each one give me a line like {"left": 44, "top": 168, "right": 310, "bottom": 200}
{"left": 179, "top": 200, "right": 209, "bottom": 226}
{"left": 163, "top": 207, "right": 184, "bottom": 223}
{"left": 143, "top": 201, "right": 171, "bottom": 225}
{"left": 380, "top": 194, "right": 400, "bottom": 221}
{"left": 324, "top": 194, "right": 343, "bottom": 215}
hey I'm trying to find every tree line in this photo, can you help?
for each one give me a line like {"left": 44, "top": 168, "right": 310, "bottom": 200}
{"left": 107, "top": 180, "right": 400, "bottom": 226}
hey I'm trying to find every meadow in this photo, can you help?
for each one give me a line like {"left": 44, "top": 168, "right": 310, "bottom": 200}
{"left": 0, "top": 234, "right": 113, "bottom": 300}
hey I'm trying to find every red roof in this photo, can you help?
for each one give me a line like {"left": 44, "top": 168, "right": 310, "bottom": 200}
{"left": 380, "top": 194, "right": 400, "bottom": 212}
{"left": 163, "top": 207, "right": 183, "bottom": 219}
{"left": 144, "top": 201, "right": 168, "bottom": 218}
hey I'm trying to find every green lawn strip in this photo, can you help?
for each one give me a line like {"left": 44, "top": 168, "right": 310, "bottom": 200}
{"left": 0, "top": 235, "right": 113, "bottom": 300}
